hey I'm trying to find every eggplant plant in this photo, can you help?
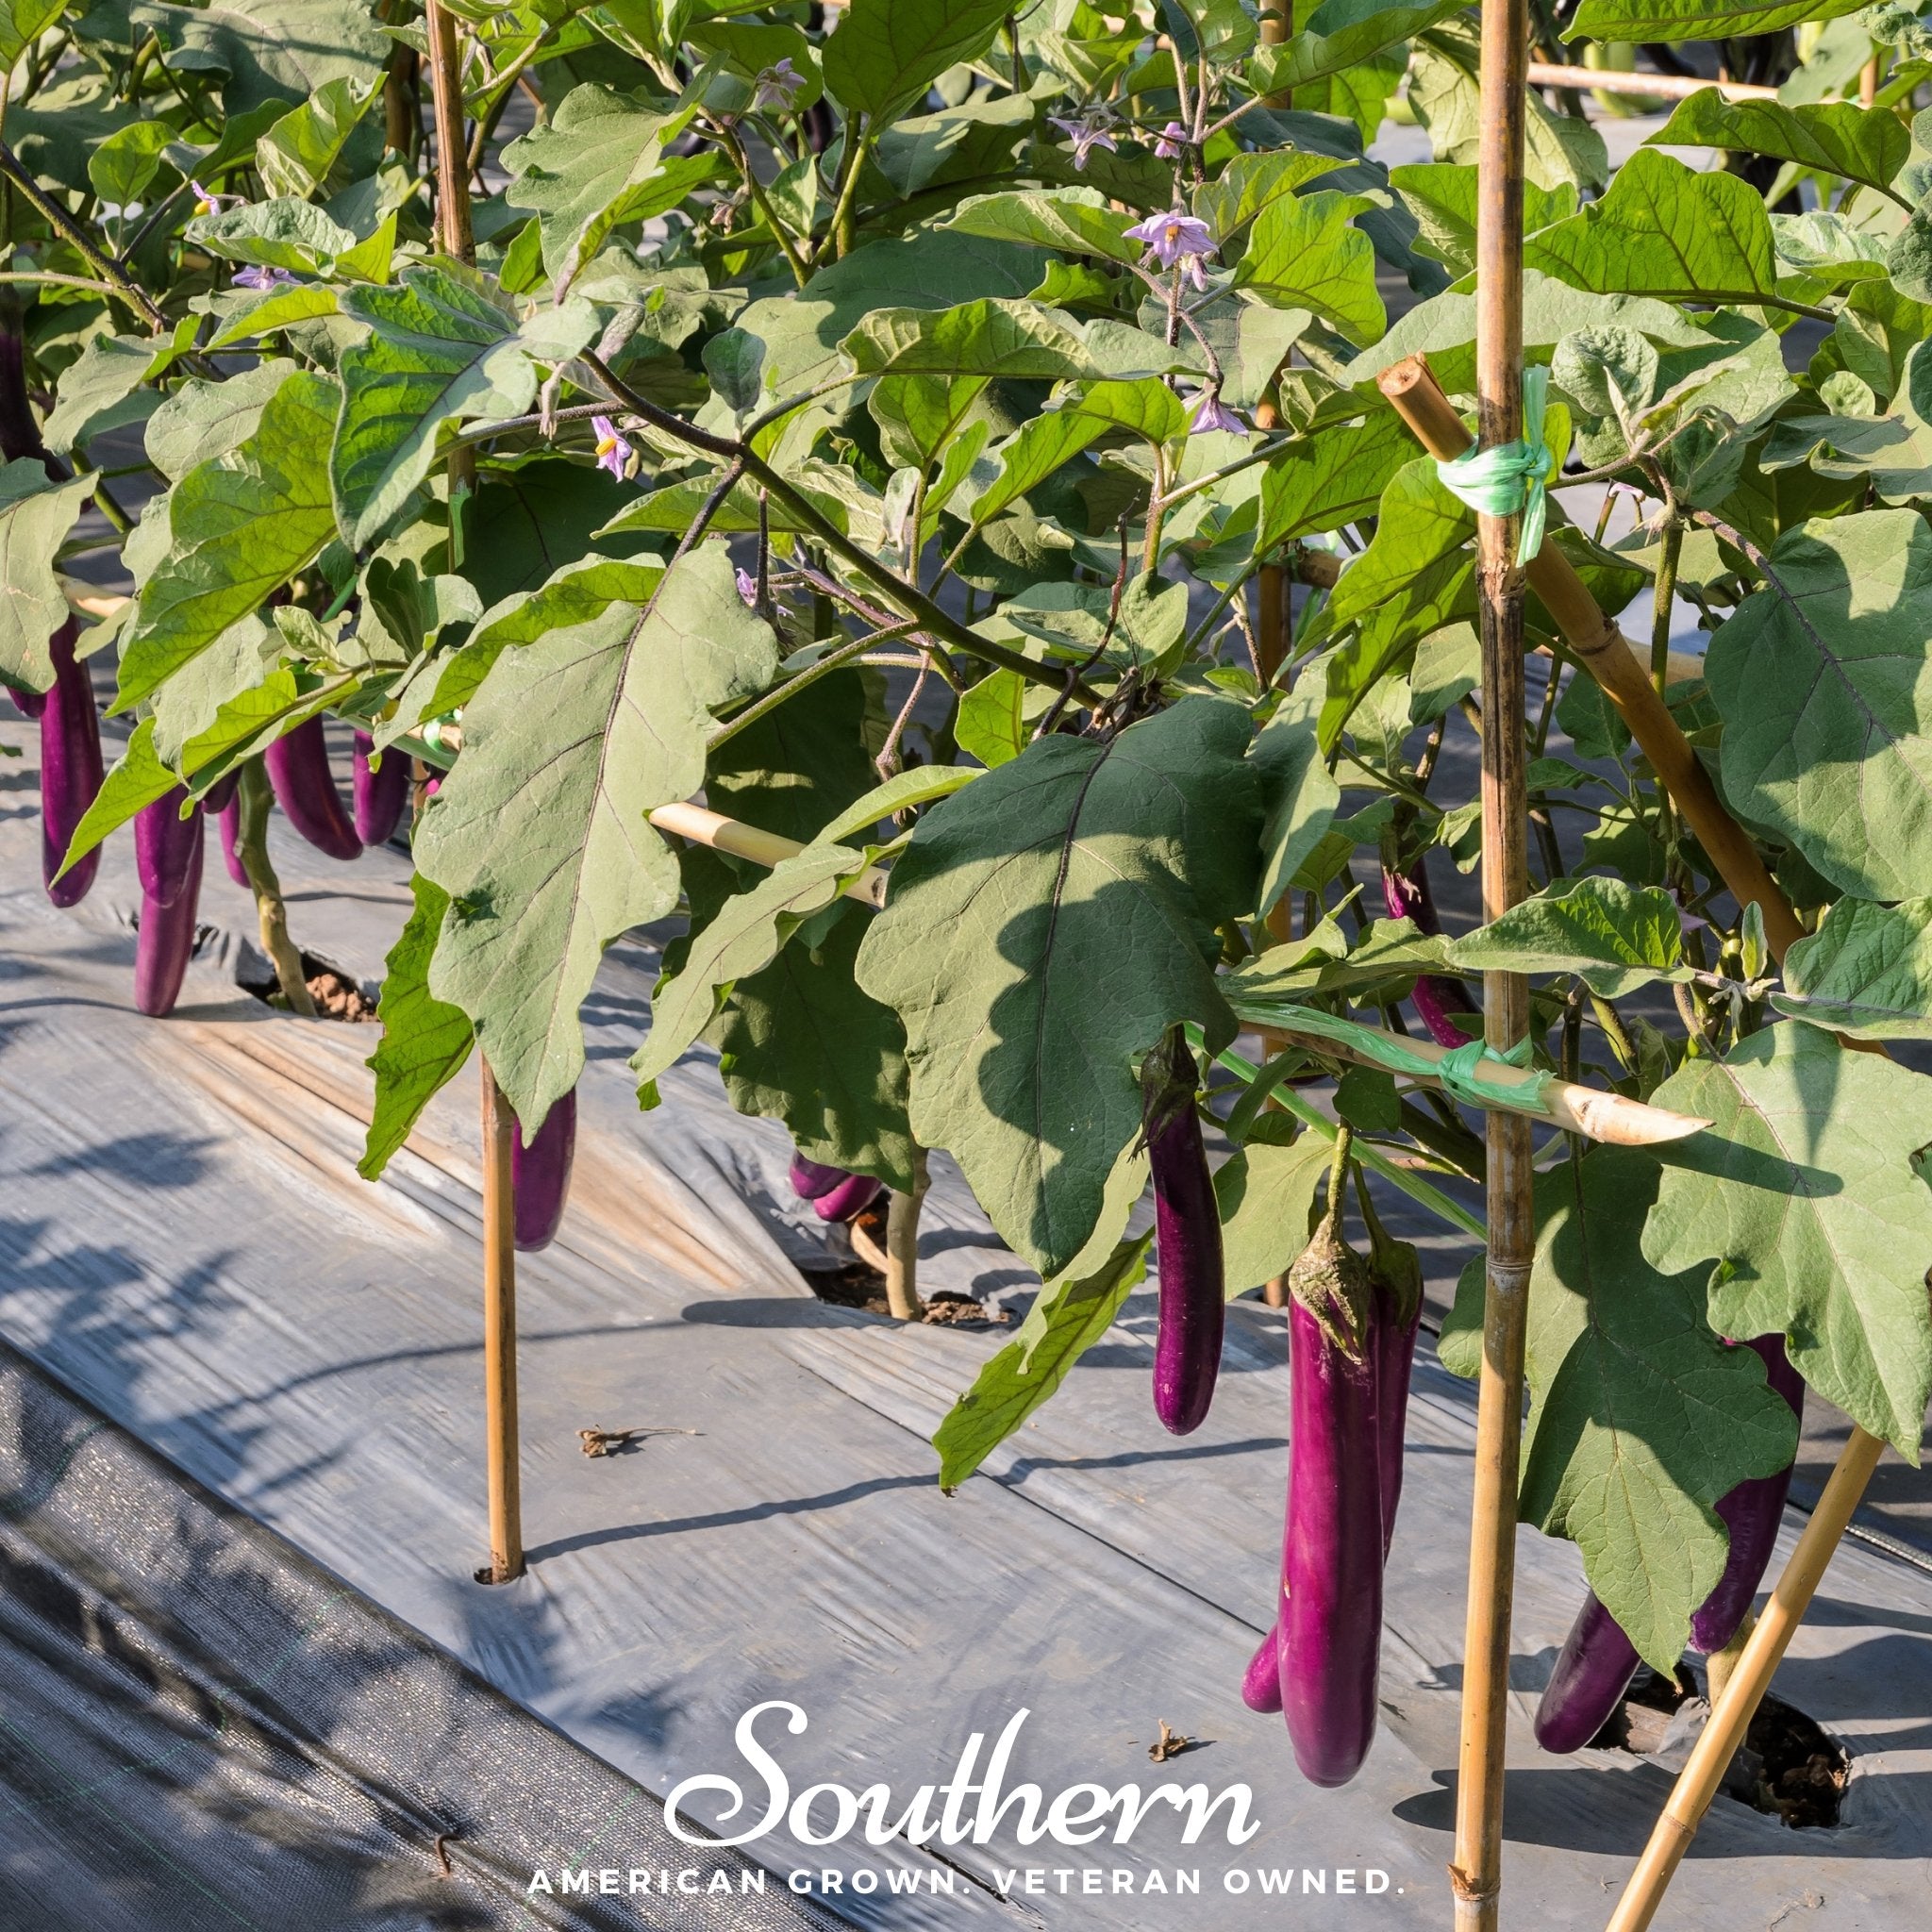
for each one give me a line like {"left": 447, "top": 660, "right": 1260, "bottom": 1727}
{"left": 6, "top": 0, "right": 1932, "bottom": 1791}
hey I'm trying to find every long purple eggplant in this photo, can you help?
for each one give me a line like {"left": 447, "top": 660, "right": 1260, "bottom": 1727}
{"left": 264, "top": 717, "right": 361, "bottom": 860}
{"left": 1241, "top": 1629, "right": 1283, "bottom": 1714}
{"left": 790, "top": 1153, "right": 849, "bottom": 1201}
{"left": 814, "top": 1171, "right": 882, "bottom": 1222}
{"left": 1278, "top": 1223, "right": 1384, "bottom": 1787}
{"left": 1690, "top": 1334, "right": 1805, "bottom": 1654}
{"left": 1372, "top": 1239, "right": 1423, "bottom": 1549}
{"left": 8, "top": 683, "right": 45, "bottom": 718}
{"left": 133, "top": 808, "right": 205, "bottom": 1017}
{"left": 41, "top": 619, "right": 103, "bottom": 907}
{"left": 216, "top": 794, "right": 249, "bottom": 886}
{"left": 1145, "top": 1028, "right": 1224, "bottom": 1436}
{"left": 1534, "top": 1591, "right": 1642, "bottom": 1754}
{"left": 1381, "top": 853, "right": 1477, "bottom": 1050}
{"left": 135, "top": 787, "right": 201, "bottom": 908}
{"left": 511, "top": 1088, "right": 577, "bottom": 1252}
{"left": 351, "top": 729, "right": 408, "bottom": 846}
{"left": 1535, "top": 1333, "right": 1807, "bottom": 1753}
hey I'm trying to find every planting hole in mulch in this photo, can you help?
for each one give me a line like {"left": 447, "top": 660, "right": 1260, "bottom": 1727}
{"left": 1591, "top": 1667, "right": 1849, "bottom": 1828}
{"left": 803, "top": 1232, "right": 1010, "bottom": 1327}
{"left": 241, "top": 951, "right": 378, "bottom": 1022}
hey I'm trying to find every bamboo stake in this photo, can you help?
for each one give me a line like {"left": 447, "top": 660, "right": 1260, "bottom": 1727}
{"left": 477, "top": 1056, "right": 525, "bottom": 1584}
{"left": 646, "top": 801, "right": 891, "bottom": 904}
{"left": 1376, "top": 356, "right": 1807, "bottom": 963}
{"left": 1240, "top": 1011, "right": 1710, "bottom": 1146}
{"left": 1605, "top": 1428, "right": 1885, "bottom": 1932}
{"left": 1453, "top": 5, "right": 1534, "bottom": 1925}
{"left": 425, "top": 0, "right": 522, "bottom": 1586}
{"left": 1524, "top": 61, "right": 1776, "bottom": 102}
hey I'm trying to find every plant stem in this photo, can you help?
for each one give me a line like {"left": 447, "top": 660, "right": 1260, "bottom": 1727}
{"left": 883, "top": 1147, "right": 928, "bottom": 1321}
{"left": 234, "top": 758, "right": 317, "bottom": 1017}
{"left": 0, "top": 142, "right": 166, "bottom": 328}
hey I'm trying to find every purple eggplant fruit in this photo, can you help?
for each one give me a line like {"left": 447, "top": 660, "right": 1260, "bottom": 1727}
{"left": 1241, "top": 1629, "right": 1284, "bottom": 1715}
{"left": 352, "top": 729, "right": 408, "bottom": 846}
{"left": 512, "top": 1088, "right": 577, "bottom": 1252}
{"left": 1278, "top": 1223, "right": 1384, "bottom": 1788}
{"left": 1372, "top": 1246, "right": 1423, "bottom": 1553}
{"left": 8, "top": 683, "right": 45, "bottom": 718}
{"left": 790, "top": 1153, "right": 849, "bottom": 1201}
{"left": 1144, "top": 1028, "right": 1224, "bottom": 1437}
{"left": 41, "top": 619, "right": 103, "bottom": 908}
{"left": 1534, "top": 1591, "right": 1642, "bottom": 1755}
{"left": 814, "top": 1171, "right": 882, "bottom": 1222}
{"left": 216, "top": 794, "right": 249, "bottom": 887}
{"left": 133, "top": 808, "right": 205, "bottom": 1017}
{"left": 264, "top": 717, "right": 361, "bottom": 860}
{"left": 135, "top": 787, "right": 202, "bottom": 908}
{"left": 1381, "top": 853, "right": 1478, "bottom": 1050}
{"left": 1690, "top": 1334, "right": 1805, "bottom": 1655}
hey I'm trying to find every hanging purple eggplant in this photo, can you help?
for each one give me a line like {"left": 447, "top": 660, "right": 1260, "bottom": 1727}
{"left": 511, "top": 1089, "right": 577, "bottom": 1252}
{"left": 264, "top": 717, "right": 361, "bottom": 860}
{"left": 1143, "top": 1027, "right": 1224, "bottom": 1437}
{"left": 133, "top": 807, "right": 205, "bottom": 1017}
{"left": 352, "top": 729, "right": 408, "bottom": 846}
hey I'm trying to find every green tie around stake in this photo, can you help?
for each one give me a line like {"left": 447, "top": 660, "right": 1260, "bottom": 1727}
{"left": 1433, "top": 363, "right": 1556, "bottom": 566}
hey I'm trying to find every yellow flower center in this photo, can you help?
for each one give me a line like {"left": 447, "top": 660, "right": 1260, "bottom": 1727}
{"left": 595, "top": 434, "right": 620, "bottom": 458}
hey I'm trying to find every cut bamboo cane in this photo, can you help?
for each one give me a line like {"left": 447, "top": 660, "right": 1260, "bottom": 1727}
{"left": 1524, "top": 61, "right": 1776, "bottom": 101}
{"left": 425, "top": 0, "right": 521, "bottom": 1587}
{"left": 647, "top": 800, "right": 891, "bottom": 905}
{"left": 1376, "top": 355, "right": 1807, "bottom": 964}
{"left": 477, "top": 1055, "right": 525, "bottom": 1584}
{"left": 1604, "top": 1427, "right": 1886, "bottom": 1932}
{"left": 1242, "top": 1011, "right": 1710, "bottom": 1145}
{"left": 1453, "top": 5, "right": 1534, "bottom": 1926}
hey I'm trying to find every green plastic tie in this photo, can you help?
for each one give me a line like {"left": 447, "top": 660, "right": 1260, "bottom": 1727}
{"left": 1239, "top": 1000, "right": 1553, "bottom": 1116}
{"left": 1433, "top": 364, "right": 1554, "bottom": 566}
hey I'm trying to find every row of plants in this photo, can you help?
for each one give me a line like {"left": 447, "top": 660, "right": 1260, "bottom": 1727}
{"left": 5, "top": 0, "right": 1932, "bottom": 1796}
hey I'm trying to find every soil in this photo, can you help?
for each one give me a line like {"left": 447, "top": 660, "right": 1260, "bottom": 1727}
{"left": 242, "top": 951, "right": 378, "bottom": 1022}
{"left": 805, "top": 1260, "right": 1010, "bottom": 1328}
{"left": 1592, "top": 1667, "right": 1849, "bottom": 1829}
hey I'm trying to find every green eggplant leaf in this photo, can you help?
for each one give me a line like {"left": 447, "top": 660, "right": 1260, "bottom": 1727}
{"left": 1644, "top": 1025, "right": 1932, "bottom": 1460}
{"left": 0, "top": 464, "right": 96, "bottom": 696}
{"left": 1775, "top": 896, "right": 1932, "bottom": 1041}
{"left": 1449, "top": 878, "right": 1690, "bottom": 996}
{"left": 822, "top": 0, "right": 1011, "bottom": 121}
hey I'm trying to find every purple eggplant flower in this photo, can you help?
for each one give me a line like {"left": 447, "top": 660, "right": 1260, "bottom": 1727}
{"left": 1154, "top": 121, "right": 1188, "bottom": 159}
{"left": 591, "top": 414, "right": 633, "bottom": 480}
{"left": 232, "top": 264, "right": 296, "bottom": 291}
{"left": 735, "top": 566, "right": 760, "bottom": 608}
{"left": 1049, "top": 113, "right": 1119, "bottom": 171}
{"left": 753, "top": 57, "right": 807, "bottom": 109}
{"left": 1187, "top": 387, "right": 1246, "bottom": 437}
{"left": 1124, "top": 208, "right": 1216, "bottom": 272}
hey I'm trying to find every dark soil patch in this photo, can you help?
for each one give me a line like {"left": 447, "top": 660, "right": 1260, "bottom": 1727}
{"left": 1592, "top": 1667, "right": 1849, "bottom": 1828}
{"left": 1720, "top": 1694, "right": 1850, "bottom": 1829}
{"left": 804, "top": 1264, "right": 1009, "bottom": 1328}
{"left": 242, "top": 951, "right": 377, "bottom": 1022}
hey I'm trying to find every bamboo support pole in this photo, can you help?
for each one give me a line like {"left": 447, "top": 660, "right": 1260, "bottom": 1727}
{"left": 1376, "top": 356, "right": 1806, "bottom": 963}
{"left": 647, "top": 800, "right": 891, "bottom": 905}
{"left": 1524, "top": 61, "right": 1776, "bottom": 102}
{"left": 1373, "top": 201, "right": 1897, "bottom": 1932}
{"left": 1605, "top": 1428, "right": 1886, "bottom": 1932}
{"left": 1452, "top": 6, "right": 1534, "bottom": 1925}
{"left": 477, "top": 1056, "right": 525, "bottom": 1584}
{"left": 1241, "top": 1010, "right": 1710, "bottom": 1146}
{"left": 425, "top": 0, "right": 522, "bottom": 1586}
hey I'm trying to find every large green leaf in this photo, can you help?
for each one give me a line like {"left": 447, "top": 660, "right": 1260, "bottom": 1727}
{"left": 1251, "top": 683, "right": 1340, "bottom": 918}
{"left": 856, "top": 698, "right": 1260, "bottom": 1277}
{"left": 0, "top": 0, "right": 61, "bottom": 68}
{"left": 115, "top": 371, "right": 339, "bottom": 709}
{"left": 255, "top": 74, "right": 379, "bottom": 200}
{"left": 1449, "top": 878, "right": 1689, "bottom": 997}
{"left": 1391, "top": 163, "right": 1578, "bottom": 280}
{"left": 822, "top": 0, "right": 1010, "bottom": 120}
{"left": 123, "top": 0, "right": 388, "bottom": 117}
{"left": 1705, "top": 508, "right": 1932, "bottom": 901}
{"left": 1569, "top": 0, "right": 1868, "bottom": 41}
{"left": 632, "top": 844, "right": 870, "bottom": 1092}
{"left": 501, "top": 83, "right": 695, "bottom": 291}
{"left": 1247, "top": 0, "right": 1466, "bottom": 93}
{"left": 1484, "top": 1151, "right": 1803, "bottom": 1673}
{"left": 413, "top": 544, "right": 779, "bottom": 1124}
{"left": 1215, "top": 1130, "right": 1331, "bottom": 1297}
{"left": 842, "top": 299, "right": 1100, "bottom": 381}
{"left": 943, "top": 189, "right": 1140, "bottom": 263}
{"left": 1774, "top": 898, "right": 1932, "bottom": 1042}
{"left": 1193, "top": 150, "right": 1341, "bottom": 246}
{"left": 359, "top": 876, "right": 475, "bottom": 1182}
{"left": 1524, "top": 150, "right": 1775, "bottom": 305}
{"left": 931, "top": 1232, "right": 1152, "bottom": 1491}
{"left": 1644, "top": 1025, "right": 1932, "bottom": 1459}
{"left": 1649, "top": 92, "right": 1908, "bottom": 197}
{"left": 332, "top": 267, "right": 588, "bottom": 548}
{"left": 1255, "top": 409, "right": 1412, "bottom": 553}
{"left": 1235, "top": 190, "right": 1386, "bottom": 345}
{"left": 0, "top": 465, "right": 96, "bottom": 697}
